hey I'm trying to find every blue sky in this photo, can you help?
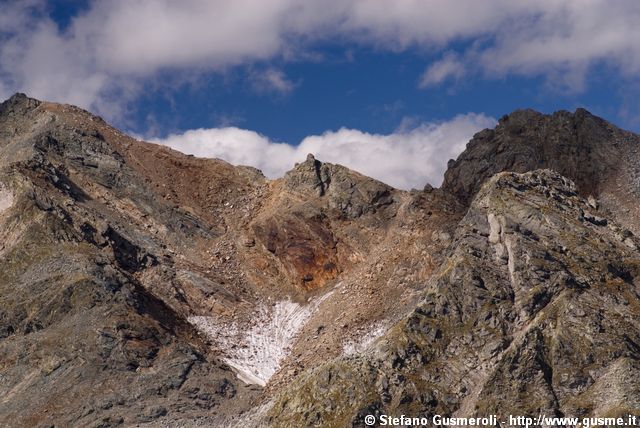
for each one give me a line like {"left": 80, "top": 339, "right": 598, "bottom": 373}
{"left": 2, "top": 1, "right": 640, "bottom": 188}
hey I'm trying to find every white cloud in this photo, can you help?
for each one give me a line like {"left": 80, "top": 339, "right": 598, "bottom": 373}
{"left": 341, "top": 0, "right": 534, "bottom": 47}
{"left": 419, "top": 52, "right": 466, "bottom": 88}
{"left": 152, "top": 113, "right": 495, "bottom": 189}
{"left": 152, "top": 127, "right": 299, "bottom": 179}
{"left": 250, "top": 68, "right": 297, "bottom": 94}
{"left": 1, "top": 1, "right": 640, "bottom": 117}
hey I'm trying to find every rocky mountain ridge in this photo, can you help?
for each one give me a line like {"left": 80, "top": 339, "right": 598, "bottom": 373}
{"left": 0, "top": 93, "right": 639, "bottom": 427}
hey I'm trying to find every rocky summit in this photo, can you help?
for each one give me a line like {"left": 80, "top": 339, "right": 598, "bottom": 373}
{"left": 0, "top": 93, "right": 639, "bottom": 427}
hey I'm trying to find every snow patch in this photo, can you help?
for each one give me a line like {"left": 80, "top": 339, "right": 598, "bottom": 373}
{"left": 342, "top": 323, "right": 387, "bottom": 356}
{"left": 0, "top": 187, "right": 14, "bottom": 214}
{"left": 189, "top": 294, "right": 331, "bottom": 387}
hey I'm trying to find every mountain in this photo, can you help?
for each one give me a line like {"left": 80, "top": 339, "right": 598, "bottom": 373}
{"left": 0, "top": 93, "right": 639, "bottom": 427}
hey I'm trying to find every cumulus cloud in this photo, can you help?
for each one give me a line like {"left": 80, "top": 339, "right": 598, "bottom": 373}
{"left": 1, "top": 1, "right": 640, "bottom": 116}
{"left": 152, "top": 113, "right": 495, "bottom": 189}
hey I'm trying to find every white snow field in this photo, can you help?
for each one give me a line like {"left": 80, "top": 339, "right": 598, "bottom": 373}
{"left": 189, "top": 294, "right": 331, "bottom": 386}
{"left": 0, "top": 187, "right": 13, "bottom": 214}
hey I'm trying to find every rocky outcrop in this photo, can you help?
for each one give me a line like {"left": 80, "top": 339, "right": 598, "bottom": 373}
{"left": 246, "top": 154, "right": 401, "bottom": 291}
{"left": 284, "top": 153, "right": 395, "bottom": 219}
{"left": 0, "top": 95, "right": 263, "bottom": 426}
{"left": 442, "top": 108, "right": 638, "bottom": 203}
{"left": 268, "top": 170, "right": 640, "bottom": 426}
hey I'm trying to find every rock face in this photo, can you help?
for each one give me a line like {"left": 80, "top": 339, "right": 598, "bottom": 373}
{"left": 249, "top": 153, "right": 398, "bottom": 291}
{"left": 1, "top": 94, "right": 640, "bottom": 427}
{"left": 0, "top": 94, "right": 262, "bottom": 427}
{"left": 269, "top": 169, "right": 640, "bottom": 426}
{"left": 442, "top": 108, "right": 639, "bottom": 203}
{"left": 284, "top": 153, "right": 395, "bottom": 219}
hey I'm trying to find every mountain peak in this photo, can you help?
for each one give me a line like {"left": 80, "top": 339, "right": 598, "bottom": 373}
{"left": 283, "top": 153, "right": 396, "bottom": 219}
{"left": 442, "top": 107, "right": 637, "bottom": 204}
{"left": 4, "top": 92, "right": 30, "bottom": 103}
{"left": 0, "top": 92, "right": 40, "bottom": 116}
